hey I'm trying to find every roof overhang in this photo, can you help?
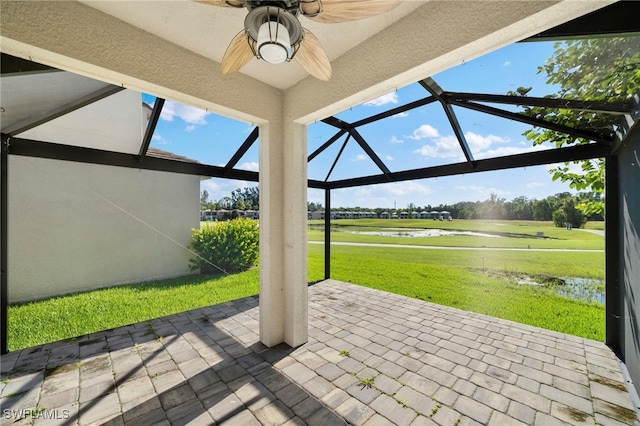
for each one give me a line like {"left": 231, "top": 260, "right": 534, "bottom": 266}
{"left": 0, "top": 0, "right": 617, "bottom": 126}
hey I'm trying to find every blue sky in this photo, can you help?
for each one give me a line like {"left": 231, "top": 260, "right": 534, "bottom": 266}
{"left": 147, "top": 39, "right": 581, "bottom": 209}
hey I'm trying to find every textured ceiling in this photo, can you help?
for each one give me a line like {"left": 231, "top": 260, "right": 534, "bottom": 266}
{"left": 80, "top": 0, "right": 424, "bottom": 90}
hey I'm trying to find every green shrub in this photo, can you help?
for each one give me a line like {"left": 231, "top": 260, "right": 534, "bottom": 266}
{"left": 189, "top": 218, "right": 259, "bottom": 274}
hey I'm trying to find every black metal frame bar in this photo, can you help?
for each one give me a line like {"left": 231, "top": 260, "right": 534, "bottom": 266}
{"left": 449, "top": 99, "right": 614, "bottom": 145}
{"left": 223, "top": 127, "right": 259, "bottom": 173}
{"left": 308, "top": 130, "right": 347, "bottom": 162}
{"left": 447, "top": 92, "right": 634, "bottom": 115}
{"left": 4, "top": 135, "right": 327, "bottom": 190}
{"left": 1, "top": 135, "right": 8, "bottom": 354}
{"left": 139, "top": 98, "right": 165, "bottom": 163}
{"left": 350, "top": 129, "right": 391, "bottom": 176}
{"left": 1, "top": 53, "right": 58, "bottom": 75}
{"left": 419, "top": 78, "right": 475, "bottom": 165}
{"left": 324, "top": 188, "right": 331, "bottom": 280}
{"left": 351, "top": 96, "right": 438, "bottom": 127}
{"left": 320, "top": 119, "right": 391, "bottom": 176}
{"left": 321, "top": 116, "right": 351, "bottom": 130}
{"left": 325, "top": 142, "right": 610, "bottom": 189}
{"left": 325, "top": 134, "right": 350, "bottom": 182}
{"left": 524, "top": 1, "right": 640, "bottom": 41}
{"left": 6, "top": 136, "right": 260, "bottom": 182}
{"left": 605, "top": 154, "right": 622, "bottom": 353}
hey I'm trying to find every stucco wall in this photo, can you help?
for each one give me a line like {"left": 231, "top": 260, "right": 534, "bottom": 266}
{"left": 618, "top": 125, "right": 640, "bottom": 396}
{"left": 8, "top": 156, "right": 200, "bottom": 302}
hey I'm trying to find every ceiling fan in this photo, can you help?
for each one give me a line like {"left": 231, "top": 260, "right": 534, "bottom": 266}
{"left": 197, "top": 0, "right": 402, "bottom": 81}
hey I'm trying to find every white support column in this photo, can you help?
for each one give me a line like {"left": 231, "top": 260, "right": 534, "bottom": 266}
{"left": 259, "top": 119, "right": 308, "bottom": 348}
{"left": 283, "top": 121, "right": 308, "bottom": 347}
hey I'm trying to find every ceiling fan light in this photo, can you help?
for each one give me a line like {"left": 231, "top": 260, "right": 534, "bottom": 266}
{"left": 257, "top": 21, "right": 291, "bottom": 64}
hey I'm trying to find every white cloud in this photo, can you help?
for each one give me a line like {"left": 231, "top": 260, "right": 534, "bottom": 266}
{"left": 474, "top": 143, "right": 550, "bottom": 160}
{"left": 201, "top": 179, "right": 224, "bottom": 194}
{"left": 389, "top": 135, "right": 404, "bottom": 144}
{"left": 160, "top": 100, "right": 209, "bottom": 125}
{"left": 332, "top": 181, "right": 433, "bottom": 208}
{"left": 412, "top": 131, "right": 527, "bottom": 160}
{"left": 364, "top": 92, "right": 399, "bottom": 107}
{"left": 185, "top": 125, "right": 196, "bottom": 132}
{"left": 350, "top": 154, "right": 368, "bottom": 162}
{"left": 413, "top": 145, "right": 439, "bottom": 158}
{"left": 392, "top": 112, "right": 409, "bottom": 118}
{"left": 406, "top": 124, "right": 440, "bottom": 140}
{"left": 152, "top": 134, "right": 171, "bottom": 145}
{"left": 465, "top": 132, "right": 509, "bottom": 152}
{"left": 201, "top": 179, "right": 256, "bottom": 202}
{"left": 503, "top": 61, "right": 511, "bottom": 67}
{"left": 237, "top": 161, "right": 259, "bottom": 172}
{"left": 413, "top": 135, "right": 460, "bottom": 158}
{"left": 385, "top": 155, "right": 394, "bottom": 161}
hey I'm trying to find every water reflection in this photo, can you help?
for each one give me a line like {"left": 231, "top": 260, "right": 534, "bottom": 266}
{"left": 345, "top": 229, "right": 504, "bottom": 238}
{"left": 557, "top": 277, "right": 605, "bottom": 304}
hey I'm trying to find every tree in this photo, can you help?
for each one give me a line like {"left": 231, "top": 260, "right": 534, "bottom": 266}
{"left": 479, "top": 193, "right": 505, "bottom": 220}
{"left": 307, "top": 201, "right": 323, "bottom": 212}
{"left": 553, "top": 197, "right": 585, "bottom": 228}
{"left": 532, "top": 199, "right": 553, "bottom": 221}
{"left": 577, "top": 191, "right": 604, "bottom": 221}
{"left": 200, "top": 190, "right": 209, "bottom": 209}
{"left": 228, "top": 187, "right": 259, "bottom": 210}
{"left": 219, "top": 196, "right": 232, "bottom": 210}
{"left": 518, "top": 36, "right": 640, "bottom": 216}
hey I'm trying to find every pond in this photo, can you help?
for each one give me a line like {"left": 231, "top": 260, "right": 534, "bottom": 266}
{"left": 517, "top": 275, "right": 605, "bottom": 304}
{"left": 343, "top": 228, "right": 504, "bottom": 238}
{"left": 557, "top": 277, "right": 605, "bottom": 304}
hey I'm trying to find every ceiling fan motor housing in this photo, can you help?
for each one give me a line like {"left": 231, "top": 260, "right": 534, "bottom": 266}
{"left": 245, "top": 4, "right": 304, "bottom": 63}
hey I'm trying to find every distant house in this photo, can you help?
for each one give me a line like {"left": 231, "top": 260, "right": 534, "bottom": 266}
{"left": 245, "top": 210, "right": 259, "bottom": 219}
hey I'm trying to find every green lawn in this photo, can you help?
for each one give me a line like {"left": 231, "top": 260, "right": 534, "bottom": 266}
{"left": 584, "top": 221, "right": 605, "bottom": 230}
{"left": 8, "top": 219, "right": 605, "bottom": 351}
{"left": 308, "top": 219, "right": 605, "bottom": 250}
{"left": 310, "top": 244, "right": 604, "bottom": 279}
{"left": 8, "top": 271, "right": 259, "bottom": 351}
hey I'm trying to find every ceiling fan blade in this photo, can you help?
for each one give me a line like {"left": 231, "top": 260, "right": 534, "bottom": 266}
{"left": 221, "top": 31, "right": 255, "bottom": 75}
{"left": 196, "top": 0, "right": 245, "bottom": 7}
{"left": 295, "top": 29, "right": 332, "bottom": 81}
{"left": 301, "top": 0, "right": 403, "bottom": 24}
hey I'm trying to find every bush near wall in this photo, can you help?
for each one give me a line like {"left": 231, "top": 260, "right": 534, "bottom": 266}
{"left": 189, "top": 218, "right": 259, "bottom": 274}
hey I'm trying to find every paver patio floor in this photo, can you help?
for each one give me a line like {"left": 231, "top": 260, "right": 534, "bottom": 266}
{"left": 1, "top": 279, "right": 639, "bottom": 425}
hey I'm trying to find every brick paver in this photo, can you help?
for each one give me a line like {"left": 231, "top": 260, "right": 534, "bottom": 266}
{"left": 1, "top": 279, "right": 638, "bottom": 425}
